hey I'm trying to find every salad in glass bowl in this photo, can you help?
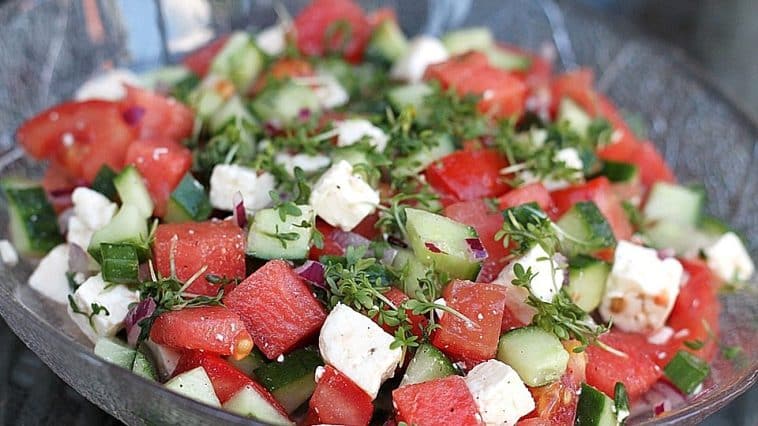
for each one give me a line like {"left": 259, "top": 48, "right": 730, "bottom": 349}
{"left": 1, "top": 0, "right": 754, "bottom": 425}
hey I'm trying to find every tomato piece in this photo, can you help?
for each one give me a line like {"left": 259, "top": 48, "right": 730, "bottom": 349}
{"left": 308, "top": 220, "right": 345, "bottom": 260}
{"left": 17, "top": 100, "right": 136, "bottom": 182}
{"left": 497, "top": 183, "right": 554, "bottom": 214}
{"left": 351, "top": 213, "right": 380, "bottom": 240}
{"left": 150, "top": 306, "right": 253, "bottom": 359}
{"left": 524, "top": 340, "right": 585, "bottom": 425}
{"left": 431, "top": 280, "right": 507, "bottom": 367}
{"left": 153, "top": 220, "right": 246, "bottom": 296}
{"left": 42, "top": 162, "right": 81, "bottom": 213}
{"left": 293, "top": 0, "right": 371, "bottom": 63}
{"left": 633, "top": 141, "right": 676, "bottom": 188}
{"left": 426, "top": 149, "right": 510, "bottom": 202}
{"left": 425, "top": 52, "right": 528, "bottom": 118}
{"left": 308, "top": 365, "right": 374, "bottom": 426}
{"left": 444, "top": 199, "right": 510, "bottom": 282}
{"left": 174, "top": 351, "right": 288, "bottom": 416}
{"left": 392, "top": 376, "right": 482, "bottom": 426}
{"left": 501, "top": 304, "right": 528, "bottom": 332}
{"left": 122, "top": 86, "right": 195, "bottom": 142}
{"left": 585, "top": 330, "right": 662, "bottom": 400}
{"left": 551, "top": 68, "right": 598, "bottom": 116}
{"left": 374, "top": 287, "right": 427, "bottom": 338}
{"left": 182, "top": 35, "right": 231, "bottom": 77}
{"left": 125, "top": 138, "right": 192, "bottom": 216}
{"left": 224, "top": 260, "right": 327, "bottom": 359}
{"left": 550, "top": 177, "right": 634, "bottom": 241}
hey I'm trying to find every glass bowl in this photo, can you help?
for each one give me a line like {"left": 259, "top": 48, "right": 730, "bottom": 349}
{"left": 0, "top": 0, "right": 755, "bottom": 424}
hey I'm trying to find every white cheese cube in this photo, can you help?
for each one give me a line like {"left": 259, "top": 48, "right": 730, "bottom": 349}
{"left": 67, "top": 216, "right": 95, "bottom": 250}
{"left": 28, "top": 244, "right": 71, "bottom": 304}
{"left": 309, "top": 160, "right": 380, "bottom": 231}
{"left": 256, "top": 24, "right": 286, "bottom": 56}
{"left": 144, "top": 338, "right": 182, "bottom": 378}
{"left": 0, "top": 239, "right": 18, "bottom": 266}
{"left": 494, "top": 244, "right": 565, "bottom": 303}
{"left": 312, "top": 72, "right": 349, "bottom": 109}
{"left": 67, "top": 273, "right": 140, "bottom": 343}
{"left": 599, "top": 241, "right": 683, "bottom": 333}
{"left": 71, "top": 187, "right": 118, "bottom": 230}
{"left": 275, "top": 152, "right": 331, "bottom": 175}
{"left": 209, "top": 164, "right": 275, "bottom": 213}
{"left": 334, "top": 119, "right": 389, "bottom": 152}
{"left": 703, "top": 232, "right": 754, "bottom": 282}
{"left": 390, "top": 36, "right": 449, "bottom": 83}
{"left": 542, "top": 147, "right": 584, "bottom": 191}
{"left": 464, "top": 359, "right": 535, "bottom": 426}
{"left": 74, "top": 69, "right": 141, "bottom": 101}
{"left": 318, "top": 304, "right": 402, "bottom": 399}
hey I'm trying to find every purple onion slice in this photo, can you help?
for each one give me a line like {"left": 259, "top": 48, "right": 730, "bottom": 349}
{"left": 124, "top": 298, "right": 157, "bottom": 347}
{"left": 122, "top": 106, "right": 146, "bottom": 126}
{"left": 425, "top": 242, "right": 444, "bottom": 254}
{"left": 465, "top": 238, "right": 488, "bottom": 260}
{"left": 294, "top": 260, "right": 326, "bottom": 289}
{"left": 232, "top": 192, "right": 247, "bottom": 228}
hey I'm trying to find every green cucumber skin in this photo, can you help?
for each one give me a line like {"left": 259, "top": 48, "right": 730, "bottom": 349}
{"left": 132, "top": 347, "right": 159, "bottom": 381}
{"left": 210, "top": 32, "right": 264, "bottom": 91}
{"left": 575, "top": 383, "right": 617, "bottom": 426}
{"left": 400, "top": 343, "right": 456, "bottom": 386}
{"left": 254, "top": 347, "right": 322, "bottom": 413}
{"left": 229, "top": 348, "right": 267, "bottom": 377}
{"left": 247, "top": 206, "right": 315, "bottom": 260}
{"left": 1, "top": 179, "right": 62, "bottom": 256}
{"left": 366, "top": 19, "right": 408, "bottom": 64}
{"left": 94, "top": 337, "right": 137, "bottom": 369}
{"left": 496, "top": 326, "right": 569, "bottom": 387}
{"left": 100, "top": 243, "right": 140, "bottom": 284}
{"left": 252, "top": 82, "right": 321, "bottom": 126}
{"left": 165, "top": 174, "right": 212, "bottom": 223}
{"left": 557, "top": 201, "right": 616, "bottom": 256}
{"left": 442, "top": 27, "right": 494, "bottom": 55}
{"left": 114, "top": 165, "right": 154, "bottom": 219}
{"left": 643, "top": 182, "right": 705, "bottom": 226}
{"left": 87, "top": 204, "right": 149, "bottom": 263}
{"left": 91, "top": 165, "right": 119, "bottom": 201}
{"left": 600, "top": 161, "right": 639, "bottom": 184}
{"left": 567, "top": 255, "right": 611, "bottom": 312}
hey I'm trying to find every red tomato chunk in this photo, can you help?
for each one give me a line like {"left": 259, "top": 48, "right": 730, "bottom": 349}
{"left": 125, "top": 138, "right": 192, "bottom": 217}
{"left": 392, "top": 376, "right": 483, "bottom": 426}
{"left": 121, "top": 86, "right": 195, "bottom": 142}
{"left": 426, "top": 149, "right": 511, "bottom": 202}
{"left": 293, "top": 0, "right": 372, "bottom": 63}
{"left": 308, "top": 365, "right": 374, "bottom": 426}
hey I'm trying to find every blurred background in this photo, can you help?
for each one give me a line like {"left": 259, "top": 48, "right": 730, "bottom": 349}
{"left": 0, "top": 0, "right": 755, "bottom": 424}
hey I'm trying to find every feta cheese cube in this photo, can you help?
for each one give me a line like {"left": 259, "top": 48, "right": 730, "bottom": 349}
{"left": 256, "top": 24, "right": 286, "bottom": 56}
{"left": 309, "top": 160, "right": 380, "bottom": 231}
{"left": 0, "top": 239, "right": 18, "bottom": 266}
{"left": 75, "top": 69, "right": 141, "bottom": 101}
{"left": 209, "top": 164, "right": 275, "bottom": 213}
{"left": 599, "top": 241, "right": 683, "bottom": 333}
{"left": 67, "top": 216, "right": 95, "bottom": 250}
{"left": 71, "top": 187, "right": 118, "bottom": 230}
{"left": 312, "top": 72, "right": 349, "bottom": 109}
{"left": 67, "top": 273, "right": 140, "bottom": 343}
{"left": 318, "top": 304, "right": 402, "bottom": 399}
{"left": 144, "top": 338, "right": 182, "bottom": 378}
{"left": 464, "top": 359, "right": 535, "bottom": 426}
{"left": 390, "top": 36, "right": 449, "bottom": 83}
{"left": 28, "top": 244, "right": 71, "bottom": 304}
{"left": 494, "top": 244, "right": 565, "bottom": 303}
{"left": 334, "top": 119, "right": 389, "bottom": 152}
{"left": 275, "top": 151, "right": 331, "bottom": 175}
{"left": 703, "top": 232, "right": 754, "bottom": 282}
{"left": 542, "top": 147, "right": 584, "bottom": 191}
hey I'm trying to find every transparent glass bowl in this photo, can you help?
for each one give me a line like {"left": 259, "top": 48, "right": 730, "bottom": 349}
{"left": 0, "top": 1, "right": 755, "bottom": 425}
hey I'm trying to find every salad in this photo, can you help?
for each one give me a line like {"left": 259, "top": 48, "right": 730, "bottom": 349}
{"left": 2, "top": 0, "right": 755, "bottom": 424}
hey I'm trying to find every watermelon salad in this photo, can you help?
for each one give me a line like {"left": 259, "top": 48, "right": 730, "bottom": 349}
{"left": 2, "top": 0, "right": 755, "bottom": 424}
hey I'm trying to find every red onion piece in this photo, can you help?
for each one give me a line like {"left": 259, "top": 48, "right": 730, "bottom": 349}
{"left": 57, "top": 208, "right": 74, "bottom": 235}
{"left": 122, "top": 106, "right": 146, "bottom": 126}
{"left": 465, "top": 238, "right": 488, "bottom": 260}
{"left": 125, "top": 298, "right": 157, "bottom": 347}
{"left": 294, "top": 260, "right": 326, "bottom": 289}
{"left": 653, "top": 402, "right": 666, "bottom": 416}
{"left": 264, "top": 120, "right": 282, "bottom": 136}
{"left": 232, "top": 192, "right": 247, "bottom": 228}
{"left": 425, "top": 242, "right": 444, "bottom": 254}
{"left": 387, "top": 235, "right": 407, "bottom": 249}
{"left": 381, "top": 247, "right": 398, "bottom": 265}
{"left": 332, "top": 230, "right": 371, "bottom": 250}
{"left": 657, "top": 248, "right": 676, "bottom": 260}
{"left": 298, "top": 108, "right": 311, "bottom": 121}
{"left": 68, "top": 243, "right": 91, "bottom": 274}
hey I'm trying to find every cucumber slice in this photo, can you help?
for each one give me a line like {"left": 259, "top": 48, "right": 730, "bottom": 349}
{"left": 140, "top": 65, "right": 192, "bottom": 90}
{"left": 252, "top": 81, "right": 321, "bottom": 126}
{"left": 575, "top": 383, "right": 617, "bottom": 426}
{"left": 664, "top": 350, "right": 710, "bottom": 395}
{"left": 88, "top": 204, "right": 149, "bottom": 262}
{"left": 567, "top": 255, "right": 610, "bottom": 312}
{"left": 484, "top": 47, "right": 531, "bottom": 71}
{"left": 643, "top": 220, "right": 713, "bottom": 255}
{"left": 254, "top": 347, "right": 322, "bottom": 413}
{"left": 442, "top": 27, "right": 494, "bottom": 55}
{"left": 496, "top": 326, "right": 569, "bottom": 387}
{"left": 114, "top": 166, "right": 154, "bottom": 218}
{"left": 643, "top": 182, "right": 705, "bottom": 226}
{"left": 395, "top": 133, "right": 455, "bottom": 177}
{"left": 91, "top": 165, "right": 119, "bottom": 201}
{"left": 223, "top": 385, "right": 292, "bottom": 426}
{"left": 165, "top": 174, "right": 212, "bottom": 223}
{"left": 557, "top": 201, "right": 616, "bottom": 256}
{"left": 366, "top": 19, "right": 408, "bottom": 63}
{"left": 229, "top": 348, "right": 267, "bottom": 377}
{"left": 189, "top": 76, "right": 228, "bottom": 119}
{"left": 247, "top": 205, "right": 315, "bottom": 260}
{"left": 387, "top": 83, "right": 433, "bottom": 113}
{"left": 557, "top": 97, "right": 592, "bottom": 137}
{"left": 132, "top": 346, "right": 158, "bottom": 381}
{"left": 210, "top": 32, "right": 264, "bottom": 91}
{"left": 0, "top": 178, "right": 62, "bottom": 256}
{"left": 400, "top": 343, "right": 456, "bottom": 386}
{"left": 392, "top": 249, "right": 432, "bottom": 298}
{"left": 405, "top": 208, "right": 482, "bottom": 280}
{"left": 600, "top": 161, "right": 639, "bottom": 184}
{"left": 100, "top": 242, "right": 139, "bottom": 284}
{"left": 94, "top": 337, "right": 136, "bottom": 369}
{"left": 165, "top": 367, "right": 221, "bottom": 407}
{"left": 209, "top": 95, "right": 258, "bottom": 134}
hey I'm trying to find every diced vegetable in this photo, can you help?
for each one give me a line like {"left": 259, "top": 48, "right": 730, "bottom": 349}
{"left": 87, "top": 204, "right": 149, "bottom": 262}
{"left": 442, "top": 27, "right": 494, "bottom": 55}
{"left": 228, "top": 349, "right": 267, "bottom": 378}
{"left": 254, "top": 346, "right": 322, "bottom": 413}
{"left": 164, "top": 173, "right": 213, "bottom": 223}
{"left": 557, "top": 97, "right": 592, "bottom": 136}
{"left": 251, "top": 81, "right": 321, "bottom": 126}
{"left": 601, "top": 161, "right": 639, "bottom": 184}
{"left": 575, "top": 383, "right": 618, "bottom": 426}
{"left": 90, "top": 165, "right": 119, "bottom": 201}
{"left": 392, "top": 376, "right": 481, "bottom": 426}
{"left": 94, "top": 337, "right": 137, "bottom": 369}
{"left": 113, "top": 165, "right": 154, "bottom": 218}
{"left": 497, "top": 326, "right": 569, "bottom": 387}
{"left": 210, "top": 32, "right": 264, "bottom": 92}
{"left": 557, "top": 201, "right": 616, "bottom": 256}
{"left": 400, "top": 343, "right": 456, "bottom": 386}
{"left": 99, "top": 243, "right": 139, "bottom": 284}
{"left": 566, "top": 255, "right": 610, "bottom": 312}
{"left": 664, "top": 350, "right": 710, "bottom": 394}
{"left": 247, "top": 205, "right": 315, "bottom": 260}
{"left": 164, "top": 367, "right": 221, "bottom": 407}
{"left": 132, "top": 346, "right": 159, "bottom": 381}
{"left": 223, "top": 385, "right": 293, "bottom": 426}
{"left": 643, "top": 182, "right": 705, "bottom": 226}
{"left": 1, "top": 178, "right": 63, "bottom": 256}
{"left": 308, "top": 365, "right": 374, "bottom": 426}
{"left": 365, "top": 18, "right": 408, "bottom": 63}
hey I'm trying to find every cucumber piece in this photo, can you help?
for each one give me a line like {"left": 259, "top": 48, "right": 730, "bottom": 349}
{"left": 484, "top": 47, "right": 531, "bottom": 71}
{"left": 387, "top": 83, "right": 433, "bottom": 113}
{"left": 405, "top": 208, "right": 481, "bottom": 280}
{"left": 557, "top": 201, "right": 616, "bottom": 256}
{"left": 247, "top": 205, "right": 315, "bottom": 260}
{"left": 165, "top": 174, "right": 212, "bottom": 223}
{"left": 567, "top": 255, "right": 610, "bottom": 312}
{"left": 392, "top": 249, "right": 432, "bottom": 298}
{"left": 643, "top": 182, "right": 705, "bottom": 226}
{"left": 254, "top": 347, "right": 322, "bottom": 413}
{"left": 366, "top": 19, "right": 408, "bottom": 63}
{"left": 252, "top": 81, "right": 321, "bottom": 126}
{"left": 209, "top": 95, "right": 258, "bottom": 134}
{"left": 140, "top": 65, "right": 192, "bottom": 90}
{"left": 132, "top": 346, "right": 158, "bottom": 381}
{"left": 496, "top": 326, "right": 569, "bottom": 387}
{"left": 698, "top": 215, "right": 731, "bottom": 238}
{"left": 88, "top": 204, "right": 149, "bottom": 262}
{"left": 442, "top": 27, "right": 494, "bottom": 55}
{"left": 229, "top": 348, "right": 267, "bottom": 377}
{"left": 189, "top": 76, "right": 228, "bottom": 119}
{"left": 557, "top": 97, "right": 592, "bottom": 137}
{"left": 600, "top": 161, "right": 639, "bottom": 184}
{"left": 170, "top": 73, "right": 202, "bottom": 104}
{"left": 400, "top": 343, "right": 456, "bottom": 386}
{"left": 210, "top": 32, "right": 264, "bottom": 91}
{"left": 664, "top": 350, "right": 710, "bottom": 394}
{"left": 575, "top": 383, "right": 618, "bottom": 426}
{"left": 331, "top": 144, "right": 371, "bottom": 167}
{"left": 91, "top": 165, "right": 119, "bottom": 201}
{"left": 0, "top": 178, "right": 62, "bottom": 256}
{"left": 94, "top": 337, "right": 136, "bottom": 369}
{"left": 643, "top": 221, "right": 713, "bottom": 255}
{"left": 114, "top": 166, "right": 154, "bottom": 218}
{"left": 165, "top": 367, "right": 221, "bottom": 407}
{"left": 100, "top": 242, "right": 140, "bottom": 284}
{"left": 395, "top": 133, "right": 455, "bottom": 177}
{"left": 223, "top": 385, "right": 292, "bottom": 426}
